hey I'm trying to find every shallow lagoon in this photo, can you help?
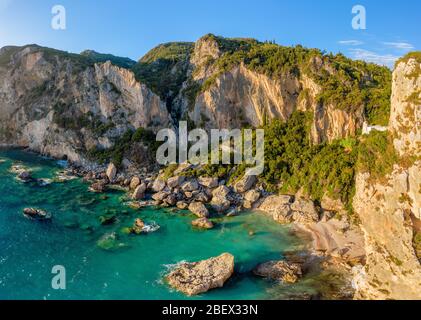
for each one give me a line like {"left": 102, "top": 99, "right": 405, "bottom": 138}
{"left": 0, "top": 149, "right": 322, "bottom": 300}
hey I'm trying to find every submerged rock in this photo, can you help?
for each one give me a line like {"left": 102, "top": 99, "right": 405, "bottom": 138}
{"left": 192, "top": 218, "right": 214, "bottom": 229}
{"left": 23, "top": 208, "right": 52, "bottom": 221}
{"left": 97, "top": 232, "right": 127, "bottom": 251}
{"left": 89, "top": 180, "right": 107, "bottom": 193}
{"left": 130, "top": 218, "right": 145, "bottom": 234}
{"left": 18, "top": 171, "right": 32, "bottom": 182}
{"left": 129, "top": 218, "right": 160, "bottom": 235}
{"left": 166, "top": 253, "right": 234, "bottom": 296}
{"left": 253, "top": 260, "right": 302, "bottom": 284}
{"left": 99, "top": 215, "right": 117, "bottom": 226}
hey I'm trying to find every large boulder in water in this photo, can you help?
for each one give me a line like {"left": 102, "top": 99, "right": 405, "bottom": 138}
{"left": 23, "top": 208, "right": 51, "bottom": 221}
{"left": 191, "top": 218, "right": 214, "bottom": 229}
{"left": 188, "top": 202, "right": 209, "bottom": 218}
{"left": 89, "top": 180, "right": 108, "bottom": 193}
{"left": 166, "top": 253, "right": 234, "bottom": 296}
{"left": 18, "top": 171, "right": 32, "bottom": 182}
{"left": 132, "top": 182, "right": 147, "bottom": 200}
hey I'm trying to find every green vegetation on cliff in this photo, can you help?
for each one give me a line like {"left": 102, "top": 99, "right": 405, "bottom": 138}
{"left": 262, "top": 112, "right": 357, "bottom": 209}
{"left": 193, "top": 35, "right": 392, "bottom": 126}
{"left": 80, "top": 50, "right": 136, "bottom": 69}
{"left": 184, "top": 111, "right": 399, "bottom": 212}
{"left": 356, "top": 130, "right": 398, "bottom": 183}
{"left": 0, "top": 46, "right": 21, "bottom": 67}
{"left": 395, "top": 51, "right": 421, "bottom": 67}
{"left": 132, "top": 42, "right": 194, "bottom": 102}
{"left": 87, "top": 127, "right": 160, "bottom": 168}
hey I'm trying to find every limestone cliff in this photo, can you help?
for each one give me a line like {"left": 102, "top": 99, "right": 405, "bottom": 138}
{"left": 0, "top": 45, "right": 170, "bottom": 165}
{"left": 352, "top": 55, "right": 421, "bottom": 300}
{"left": 177, "top": 35, "right": 385, "bottom": 144}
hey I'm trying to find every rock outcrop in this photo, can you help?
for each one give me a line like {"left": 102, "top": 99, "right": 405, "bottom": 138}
{"left": 188, "top": 202, "right": 209, "bottom": 218}
{"left": 106, "top": 163, "right": 117, "bottom": 182}
{"left": 166, "top": 253, "right": 235, "bottom": 296}
{"left": 0, "top": 45, "right": 170, "bottom": 165}
{"left": 258, "top": 195, "right": 320, "bottom": 224}
{"left": 352, "top": 55, "right": 421, "bottom": 300}
{"left": 178, "top": 35, "right": 370, "bottom": 144}
{"left": 253, "top": 260, "right": 302, "bottom": 284}
{"left": 389, "top": 56, "right": 421, "bottom": 157}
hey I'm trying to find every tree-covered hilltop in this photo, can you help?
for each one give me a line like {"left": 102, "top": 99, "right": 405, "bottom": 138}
{"left": 0, "top": 45, "right": 136, "bottom": 73}
{"left": 1, "top": 37, "right": 393, "bottom": 126}
{"left": 131, "top": 42, "right": 194, "bottom": 106}
{"left": 80, "top": 50, "right": 136, "bottom": 69}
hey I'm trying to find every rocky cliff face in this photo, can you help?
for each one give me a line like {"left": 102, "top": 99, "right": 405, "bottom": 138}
{"left": 352, "top": 56, "right": 421, "bottom": 300}
{"left": 390, "top": 57, "right": 421, "bottom": 156}
{"left": 0, "top": 45, "right": 170, "bottom": 165}
{"left": 0, "top": 36, "right": 390, "bottom": 167}
{"left": 178, "top": 35, "right": 371, "bottom": 144}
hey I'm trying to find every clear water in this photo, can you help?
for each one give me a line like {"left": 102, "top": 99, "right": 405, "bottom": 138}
{"left": 0, "top": 149, "right": 313, "bottom": 300}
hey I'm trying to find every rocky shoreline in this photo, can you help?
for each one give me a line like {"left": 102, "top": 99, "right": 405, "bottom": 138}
{"left": 51, "top": 157, "right": 364, "bottom": 299}
{"left": 3, "top": 145, "right": 368, "bottom": 298}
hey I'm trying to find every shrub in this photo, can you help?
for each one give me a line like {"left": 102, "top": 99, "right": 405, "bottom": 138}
{"left": 356, "top": 130, "right": 398, "bottom": 183}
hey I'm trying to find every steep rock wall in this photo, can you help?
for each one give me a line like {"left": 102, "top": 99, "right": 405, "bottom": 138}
{"left": 0, "top": 46, "right": 170, "bottom": 165}
{"left": 352, "top": 57, "right": 421, "bottom": 300}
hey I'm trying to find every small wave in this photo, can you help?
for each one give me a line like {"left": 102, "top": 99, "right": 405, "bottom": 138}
{"left": 142, "top": 222, "right": 160, "bottom": 233}
{"left": 161, "top": 260, "right": 188, "bottom": 274}
{"left": 37, "top": 178, "right": 53, "bottom": 187}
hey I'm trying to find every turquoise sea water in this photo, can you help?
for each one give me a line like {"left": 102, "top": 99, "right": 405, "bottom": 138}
{"left": 0, "top": 149, "right": 319, "bottom": 300}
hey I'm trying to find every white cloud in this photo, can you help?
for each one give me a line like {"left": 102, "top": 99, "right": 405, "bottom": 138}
{"left": 349, "top": 48, "right": 398, "bottom": 68}
{"left": 382, "top": 42, "right": 414, "bottom": 51}
{"left": 338, "top": 40, "right": 364, "bottom": 46}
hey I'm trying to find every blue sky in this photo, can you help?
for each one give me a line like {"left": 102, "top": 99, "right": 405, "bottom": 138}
{"left": 0, "top": 0, "right": 419, "bottom": 67}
